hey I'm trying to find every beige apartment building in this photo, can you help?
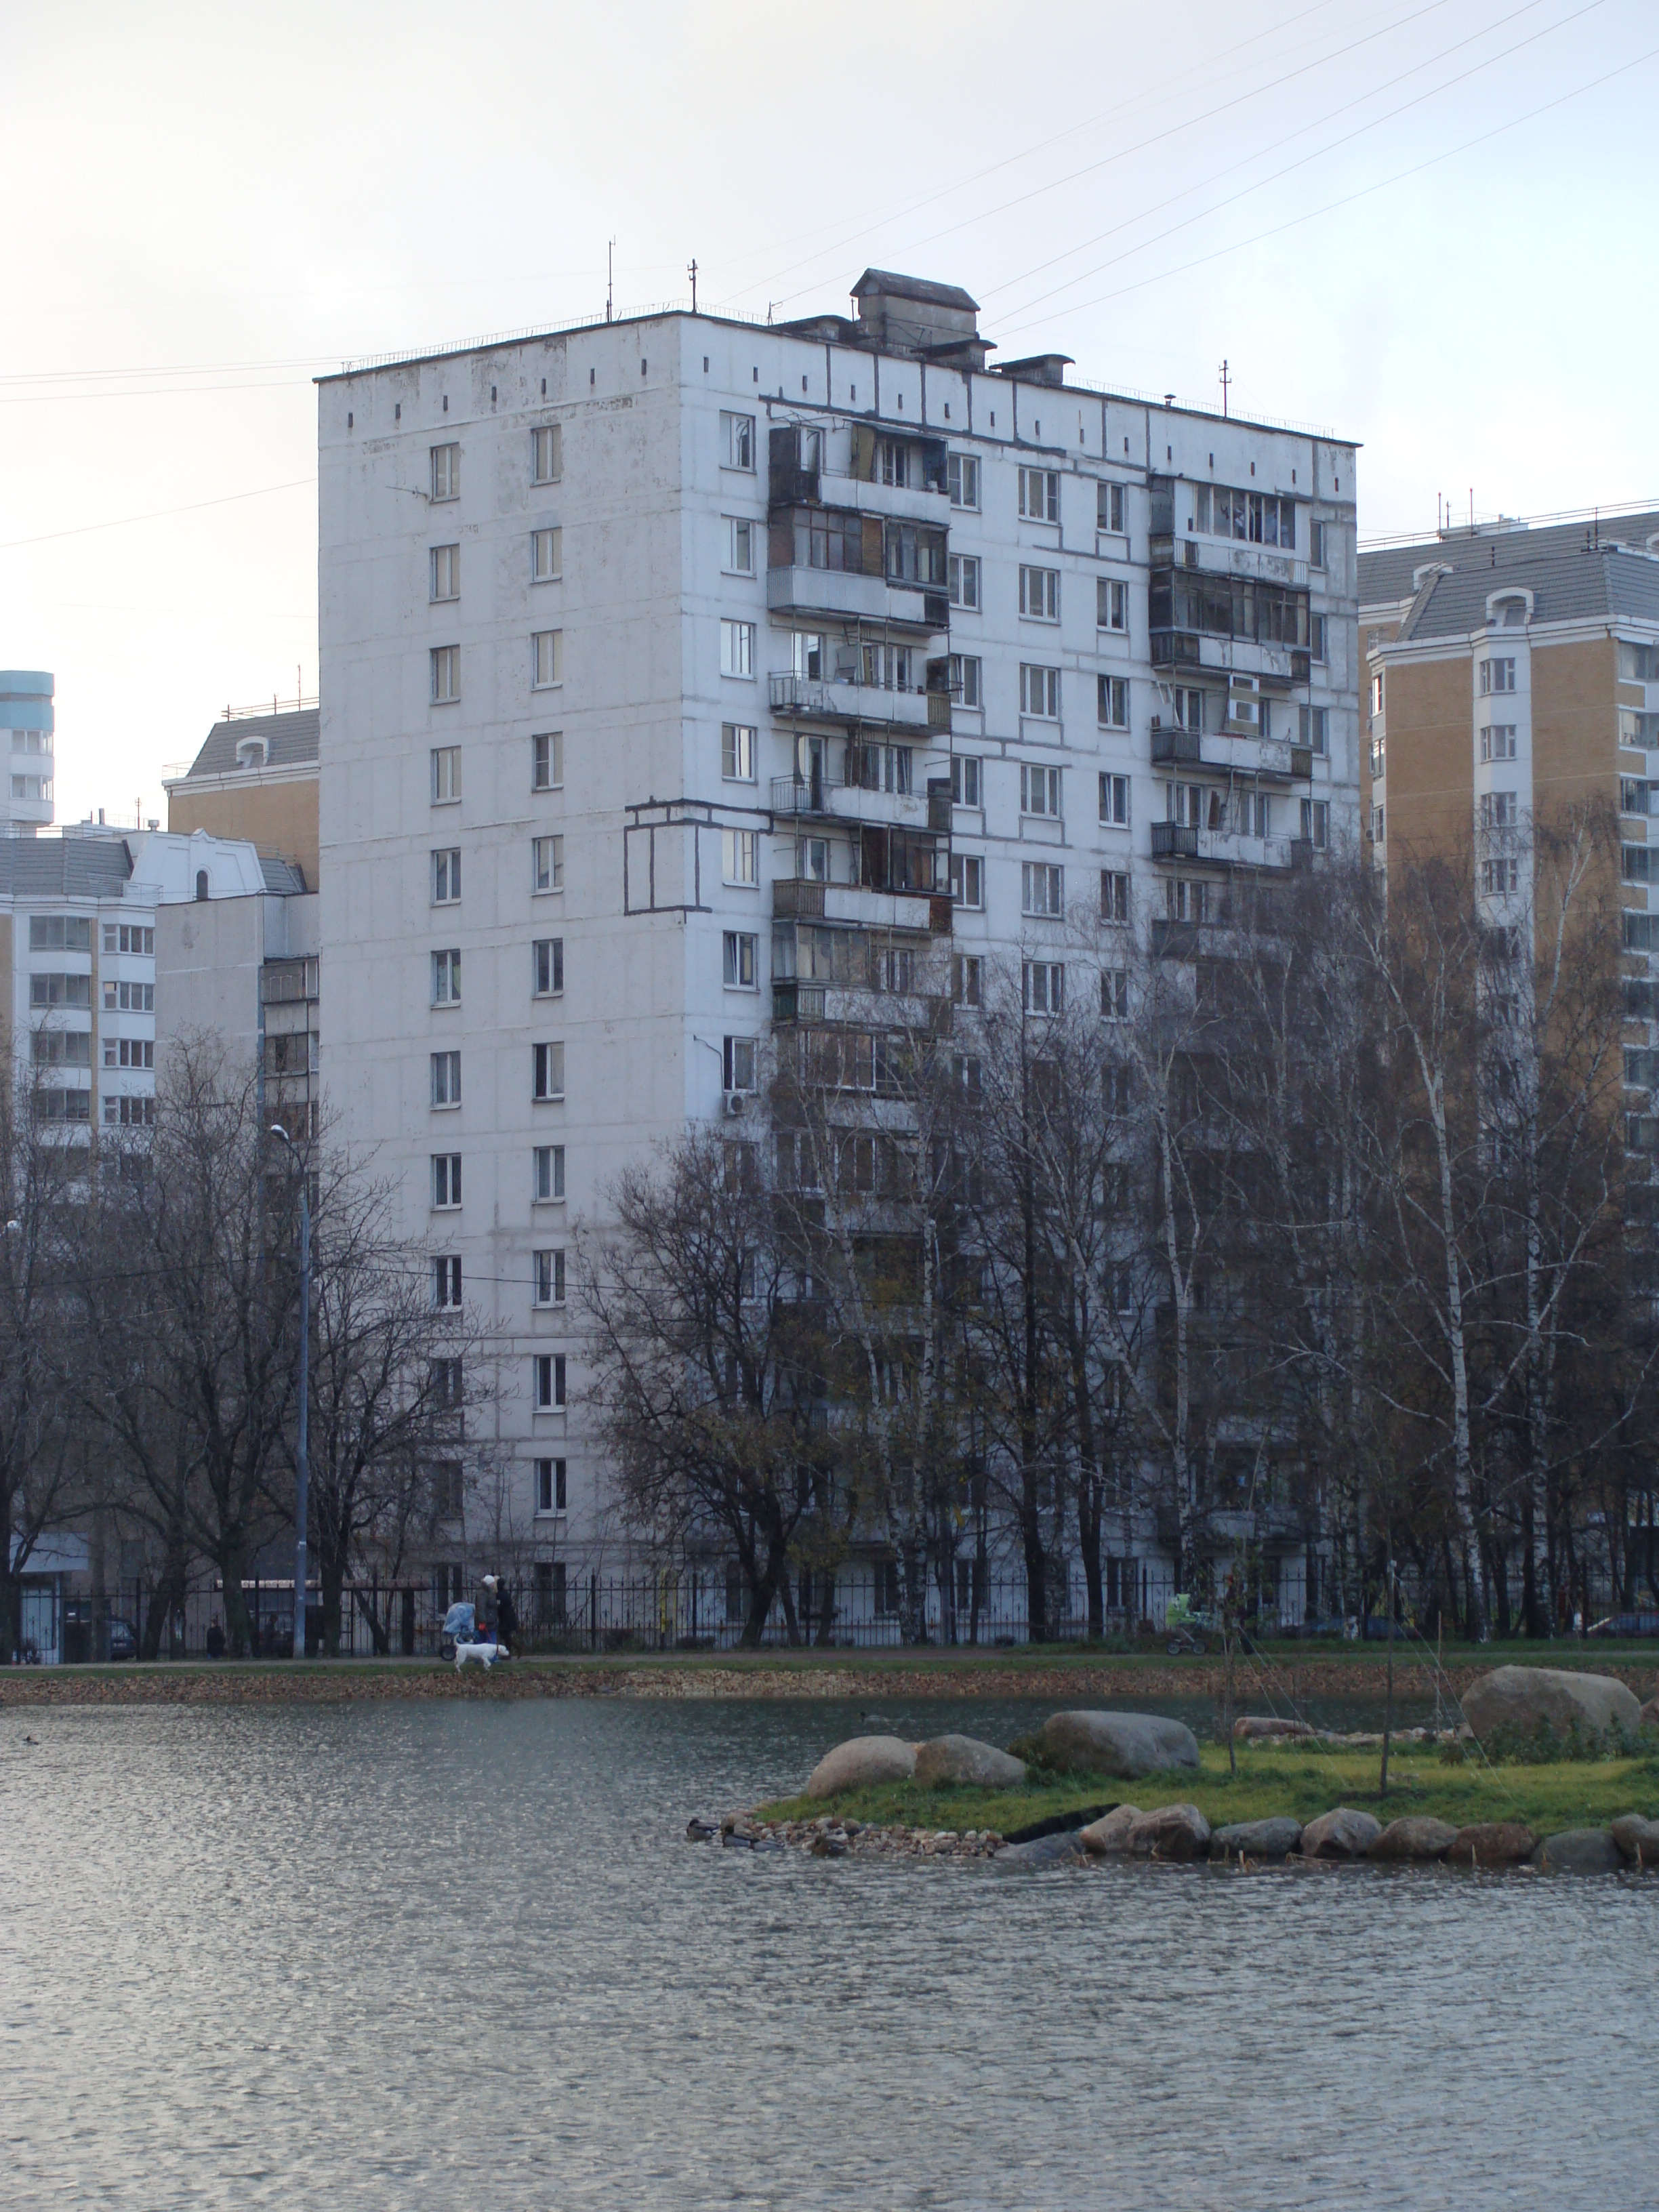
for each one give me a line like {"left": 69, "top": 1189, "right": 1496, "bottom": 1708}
{"left": 165, "top": 703, "right": 320, "bottom": 887}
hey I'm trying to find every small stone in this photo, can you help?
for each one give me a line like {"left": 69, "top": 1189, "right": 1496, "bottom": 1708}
{"left": 1231, "top": 1716, "right": 1316, "bottom": 1741}
{"left": 1299, "top": 1806, "right": 1383, "bottom": 1860}
{"left": 1368, "top": 1816, "right": 1459, "bottom": 1862}
{"left": 1610, "top": 1812, "right": 1659, "bottom": 1867}
{"left": 1078, "top": 1804, "right": 1141, "bottom": 1853}
{"left": 1532, "top": 1827, "right": 1625, "bottom": 1875}
{"left": 1448, "top": 1821, "right": 1537, "bottom": 1868}
{"left": 996, "top": 1827, "right": 1090, "bottom": 1869}
{"left": 1209, "top": 1816, "right": 1303, "bottom": 1862}
{"left": 1126, "top": 1803, "right": 1211, "bottom": 1860}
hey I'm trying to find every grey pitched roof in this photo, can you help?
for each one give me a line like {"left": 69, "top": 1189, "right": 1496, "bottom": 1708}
{"left": 851, "top": 269, "right": 979, "bottom": 313}
{"left": 258, "top": 855, "right": 308, "bottom": 895}
{"left": 0, "top": 836, "right": 132, "bottom": 899}
{"left": 1361, "top": 511, "right": 1659, "bottom": 613}
{"left": 1395, "top": 546, "right": 1659, "bottom": 644}
{"left": 184, "top": 706, "right": 320, "bottom": 780}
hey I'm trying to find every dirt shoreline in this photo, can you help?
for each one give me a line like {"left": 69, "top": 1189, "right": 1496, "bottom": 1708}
{"left": 3, "top": 1653, "right": 1653, "bottom": 1708}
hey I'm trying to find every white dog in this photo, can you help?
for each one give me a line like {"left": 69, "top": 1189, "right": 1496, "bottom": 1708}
{"left": 454, "top": 1639, "right": 509, "bottom": 1672}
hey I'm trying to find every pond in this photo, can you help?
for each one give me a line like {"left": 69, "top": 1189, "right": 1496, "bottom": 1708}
{"left": 2, "top": 1694, "right": 1651, "bottom": 2208}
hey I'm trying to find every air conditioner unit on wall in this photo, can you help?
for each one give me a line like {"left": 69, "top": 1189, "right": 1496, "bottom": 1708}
{"left": 723, "top": 1091, "right": 746, "bottom": 1118}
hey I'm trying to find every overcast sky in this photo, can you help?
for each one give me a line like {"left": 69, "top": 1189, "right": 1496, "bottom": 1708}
{"left": 5, "top": 0, "right": 1656, "bottom": 827}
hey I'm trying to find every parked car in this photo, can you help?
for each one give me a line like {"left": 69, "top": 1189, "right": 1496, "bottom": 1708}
{"left": 107, "top": 1618, "right": 138, "bottom": 1660}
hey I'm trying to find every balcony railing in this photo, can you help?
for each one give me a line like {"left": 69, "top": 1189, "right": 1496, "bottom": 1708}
{"left": 1151, "top": 822, "right": 1199, "bottom": 860}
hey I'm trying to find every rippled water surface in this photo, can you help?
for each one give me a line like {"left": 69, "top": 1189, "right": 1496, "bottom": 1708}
{"left": 3, "top": 1694, "right": 1654, "bottom": 2209}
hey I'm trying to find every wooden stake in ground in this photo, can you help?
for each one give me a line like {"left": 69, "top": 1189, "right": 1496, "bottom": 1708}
{"left": 1380, "top": 1555, "right": 1397, "bottom": 1798}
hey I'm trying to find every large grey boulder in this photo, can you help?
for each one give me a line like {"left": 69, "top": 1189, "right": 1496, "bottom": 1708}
{"left": 1078, "top": 1804, "right": 1141, "bottom": 1853}
{"left": 1639, "top": 1694, "right": 1659, "bottom": 1729}
{"left": 804, "top": 1735, "right": 916, "bottom": 1799}
{"left": 1532, "top": 1827, "right": 1625, "bottom": 1875}
{"left": 914, "top": 1734, "right": 1027, "bottom": 1788}
{"left": 1369, "top": 1816, "right": 1459, "bottom": 1862}
{"left": 1126, "top": 1803, "right": 1211, "bottom": 1860}
{"left": 1038, "top": 1709, "right": 1200, "bottom": 1779}
{"left": 1210, "top": 1816, "right": 1303, "bottom": 1862}
{"left": 1300, "top": 1806, "right": 1383, "bottom": 1860}
{"left": 1610, "top": 1812, "right": 1659, "bottom": 1867}
{"left": 1448, "top": 1821, "right": 1536, "bottom": 1868}
{"left": 996, "top": 1828, "right": 1090, "bottom": 1869}
{"left": 1461, "top": 1665, "right": 1641, "bottom": 1744}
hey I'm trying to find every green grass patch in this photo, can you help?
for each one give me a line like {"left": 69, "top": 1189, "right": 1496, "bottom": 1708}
{"left": 757, "top": 1740, "right": 1659, "bottom": 1835}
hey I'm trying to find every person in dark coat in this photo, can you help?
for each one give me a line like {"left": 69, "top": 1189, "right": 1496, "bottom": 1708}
{"left": 495, "top": 1579, "right": 517, "bottom": 1652}
{"left": 478, "top": 1576, "right": 499, "bottom": 1639}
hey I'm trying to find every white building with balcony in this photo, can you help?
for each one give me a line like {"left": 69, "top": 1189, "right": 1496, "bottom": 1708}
{"left": 316, "top": 269, "right": 1360, "bottom": 1624}
{"left": 1, "top": 671, "right": 56, "bottom": 834}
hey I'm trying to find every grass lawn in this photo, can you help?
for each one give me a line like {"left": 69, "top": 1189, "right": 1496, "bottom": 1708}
{"left": 758, "top": 1739, "right": 1659, "bottom": 1836}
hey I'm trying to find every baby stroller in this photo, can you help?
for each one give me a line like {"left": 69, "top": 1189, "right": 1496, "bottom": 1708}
{"left": 439, "top": 1600, "right": 476, "bottom": 1662}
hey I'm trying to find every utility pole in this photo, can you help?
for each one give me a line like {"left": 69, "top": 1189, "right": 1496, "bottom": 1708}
{"left": 688, "top": 258, "right": 698, "bottom": 314}
{"left": 271, "top": 1124, "right": 310, "bottom": 1660}
{"left": 606, "top": 239, "right": 615, "bottom": 323}
{"left": 1218, "top": 359, "right": 1231, "bottom": 418}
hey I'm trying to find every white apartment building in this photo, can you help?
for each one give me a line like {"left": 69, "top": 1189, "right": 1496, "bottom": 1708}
{"left": 317, "top": 270, "right": 1359, "bottom": 1615}
{"left": 1, "top": 670, "right": 56, "bottom": 834}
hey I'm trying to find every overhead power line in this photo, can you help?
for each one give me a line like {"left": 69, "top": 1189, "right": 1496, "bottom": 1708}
{"left": 0, "top": 478, "right": 316, "bottom": 554}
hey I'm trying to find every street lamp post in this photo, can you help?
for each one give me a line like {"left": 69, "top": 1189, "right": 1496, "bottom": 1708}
{"left": 270, "top": 1126, "right": 310, "bottom": 1660}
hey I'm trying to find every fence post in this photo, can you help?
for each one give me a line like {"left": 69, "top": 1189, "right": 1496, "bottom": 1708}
{"left": 590, "top": 1570, "right": 598, "bottom": 1653}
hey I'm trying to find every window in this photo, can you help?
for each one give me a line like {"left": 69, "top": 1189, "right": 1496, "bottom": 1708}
{"left": 430, "top": 443, "right": 459, "bottom": 501}
{"left": 1623, "top": 844, "right": 1656, "bottom": 884}
{"left": 1166, "top": 877, "right": 1209, "bottom": 924}
{"left": 1099, "top": 773, "right": 1130, "bottom": 827}
{"left": 35, "top": 1030, "right": 91, "bottom": 1067}
{"left": 1370, "top": 672, "right": 1385, "bottom": 720}
{"left": 1370, "top": 805, "right": 1385, "bottom": 846}
{"left": 1019, "top": 664, "right": 1059, "bottom": 719}
{"left": 1195, "top": 485, "right": 1294, "bottom": 546}
{"left": 1310, "top": 615, "right": 1328, "bottom": 663}
{"left": 99, "top": 979, "right": 151, "bottom": 1012}
{"left": 533, "top": 1143, "right": 565, "bottom": 1201}
{"left": 876, "top": 438, "right": 911, "bottom": 487}
{"left": 722, "top": 828, "right": 758, "bottom": 886}
{"left": 720, "top": 411, "right": 754, "bottom": 469}
{"left": 723, "top": 1035, "right": 757, "bottom": 1092}
{"left": 792, "top": 632, "right": 827, "bottom": 680}
{"left": 1098, "top": 480, "right": 1126, "bottom": 534}
{"left": 532, "top": 527, "right": 561, "bottom": 581}
{"left": 1022, "top": 861, "right": 1064, "bottom": 916}
{"left": 534, "top": 1353, "right": 567, "bottom": 1410}
{"left": 431, "top": 948, "right": 462, "bottom": 1005}
{"left": 432, "top": 1154, "right": 462, "bottom": 1208}
{"left": 100, "top": 1037, "right": 153, "bottom": 1070}
{"left": 527, "top": 424, "right": 562, "bottom": 485}
{"left": 796, "top": 836, "right": 829, "bottom": 882}
{"left": 951, "top": 756, "right": 981, "bottom": 808}
{"left": 1301, "top": 798, "right": 1330, "bottom": 850}
{"left": 721, "top": 723, "right": 756, "bottom": 782}
{"left": 866, "top": 642, "right": 912, "bottom": 693}
{"left": 532, "top": 731, "right": 563, "bottom": 790}
{"left": 720, "top": 619, "right": 755, "bottom": 678}
{"left": 1479, "top": 791, "right": 1517, "bottom": 830}
{"left": 1023, "top": 960, "right": 1064, "bottom": 1014}
{"left": 100, "top": 1094, "right": 149, "bottom": 1127}
{"left": 1622, "top": 779, "right": 1656, "bottom": 818}
{"left": 99, "top": 922, "right": 152, "bottom": 955}
{"left": 1481, "top": 724, "right": 1518, "bottom": 762}
{"left": 1098, "top": 577, "right": 1128, "bottom": 632}
{"left": 1019, "top": 467, "right": 1060, "bottom": 522}
{"left": 533, "top": 1041, "right": 566, "bottom": 1100}
{"left": 532, "top": 630, "right": 562, "bottom": 689}
{"left": 1310, "top": 520, "right": 1328, "bottom": 568}
{"left": 432, "top": 847, "right": 461, "bottom": 903}
{"left": 949, "top": 554, "right": 981, "bottom": 610}
{"left": 884, "top": 522, "right": 947, "bottom": 586}
{"left": 1482, "top": 857, "right": 1519, "bottom": 895}
{"left": 533, "top": 835, "right": 565, "bottom": 893}
{"left": 535, "top": 1458, "right": 568, "bottom": 1514}
{"left": 1628, "top": 911, "right": 1659, "bottom": 950}
{"left": 1019, "top": 565, "right": 1059, "bottom": 620}
{"left": 1020, "top": 762, "right": 1061, "bottom": 818}
{"left": 430, "top": 646, "right": 460, "bottom": 703}
{"left": 430, "top": 1357, "right": 464, "bottom": 1410}
{"left": 1479, "top": 657, "right": 1517, "bottom": 695}
{"left": 947, "top": 453, "right": 980, "bottom": 509}
{"left": 533, "top": 1248, "right": 566, "bottom": 1307}
{"left": 1098, "top": 676, "right": 1129, "bottom": 729}
{"left": 431, "top": 746, "right": 460, "bottom": 803}
{"left": 1101, "top": 869, "right": 1129, "bottom": 922}
{"left": 949, "top": 852, "right": 983, "bottom": 908}
{"left": 723, "top": 931, "right": 757, "bottom": 987}
{"left": 725, "top": 516, "right": 754, "bottom": 574}
{"left": 32, "top": 917, "right": 91, "bottom": 952}
{"left": 430, "top": 544, "right": 459, "bottom": 600}
{"left": 1169, "top": 689, "right": 1203, "bottom": 733}
{"left": 952, "top": 954, "right": 983, "bottom": 1007}
{"left": 1101, "top": 968, "right": 1129, "bottom": 1021}
{"left": 431, "top": 1050, "right": 461, "bottom": 1107}
{"left": 950, "top": 654, "right": 982, "bottom": 709}
{"left": 1298, "top": 705, "right": 1328, "bottom": 756}
{"left": 29, "top": 972, "right": 88, "bottom": 1010}
{"left": 533, "top": 938, "right": 565, "bottom": 996}
{"left": 433, "top": 1256, "right": 462, "bottom": 1310}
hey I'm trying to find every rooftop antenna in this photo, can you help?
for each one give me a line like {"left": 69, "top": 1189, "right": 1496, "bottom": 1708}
{"left": 606, "top": 239, "right": 615, "bottom": 324}
{"left": 1469, "top": 486, "right": 1474, "bottom": 532}
{"left": 1218, "top": 359, "right": 1231, "bottom": 419}
{"left": 688, "top": 258, "right": 698, "bottom": 314}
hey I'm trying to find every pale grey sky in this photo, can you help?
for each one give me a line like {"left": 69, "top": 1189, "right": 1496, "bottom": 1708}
{"left": 4, "top": 0, "right": 1655, "bottom": 826}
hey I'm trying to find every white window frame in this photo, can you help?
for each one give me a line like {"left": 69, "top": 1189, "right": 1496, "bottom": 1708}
{"left": 947, "top": 453, "right": 980, "bottom": 510}
{"left": 1019, "top": 663, "right": 1060, "bottom": 720}
{"left": 1097, "top": 480, "right": 1126, "bottom": 534}
{"left": 532, "top": 834, "right": 565, "bottom": 894}
{"left": 949, "top": 851, "right": 983, "bottom": 909}
{"left": 1021, "top": 861, "right": 1064, "bottom": 916}
{"left": 953, "top": 954, "right": 983, "bottom": 1007}
{"left": 431, "top": 948, "right": 462, "bottom": 1006}
{"left": 532, "top": 731, "right": 564, "bottom": 790}
{"left": 430, "top": 444, "right": 459, "bottom": 501}
{"left": 1479, "top": 657, "right": 1517, "bottom": 695}
{"left": 1098, "top": 676, "right": 1130, "bottom": 729}
{"left": 533, "top": 1248, "right": 567, "bottom": 1309}
{"left": 432, "top": 1153, "right": 462, "bottom": 1209}
{"left": 1299, "top": 705, "right": 1329, "bottom": 756}
{"left": 951, "top": 756, "right": 982, "bottom": 807}
{"left": 722, "top": 1035, "right": 758, "bottom": 1092}
{"left": 430, "top": 544, "right": 459, "bottom": 602}
{"left": 720, "top": 411, "right": 755, "bottom": 470}
{"left": 533, "top": 1143, "right": 566, "bottom": 1202}
{"left": 1100, "top": 869, "right": 1130, "bottom": 922}
{"left": 720, "top": 619, "right": 756, "bottom": 678}
{"left": 723, "top": 930, "right": 758, "bottom": 989}
{"left": 724, "top": 517, "right": 755, "bottom": 575}
{"left": 1101, "top": 968, "right": 1129, "bottom": 1022}
{"left": 1019, "top": 565, "right": 1059, "bottom": 621}
{"left": 951, "top": 654, "right": 982, "bottom": 710}
{"left": 1099, "top": 772, "right": 1130, "bottom": 827}
{"left": 532, "top": 527, "right": 562, "bottom": 583}
{"left": 1018, "top": 467, "right": 1060, "bottom": 523}
{"left": 430, "top": 646, "right": 460, "bottom": 704}
{"left": 533, "top": 937, "right": 564, "bottom": 997}
{"left": 949, "top": 553, "right": 981, "bottom": 611}
{"left": 532, "top": 424, "right": 562, "bottom": 485}
{"left": 430, "top": 1050, "right": 461, "bottom": 1108}
{"left": 532, "top": 630, "right": 562, "bottom": 689}
{"left": 433, "top": 1255, "right": 463, "bottom": 1311}
{"left": 534, "top": 1353, "right": 567, "bottom": 1410}
{"left": 1022, "top": 960, "right": 1064, "bottom": 1015}
{"left": 722, "top": 722, "right": 756, "bottom": 783}
{"left": 722, "top": 827, "right": 758, "bottom": 886}
{"left": 432, "top": 847, "right": 460, "bottom": 904}
{"left": 533, "top": 1041, "right": 566, "bottom": 1103}
{"left": 1097, "top": 577, "right": 1128, "bottom": 632}
{"left": 431, "top": 746, "right": 460, "bottom": 804}
{"left": 1019, "top": 762, "right": 1061, "bottom": 819}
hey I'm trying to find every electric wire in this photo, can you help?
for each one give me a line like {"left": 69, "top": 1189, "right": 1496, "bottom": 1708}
{"left": 0, "top": 478, "right": 316, "bottom": 554}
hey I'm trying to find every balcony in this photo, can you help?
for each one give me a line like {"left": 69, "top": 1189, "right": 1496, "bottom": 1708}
{"left": 772, "top": 878, "right": 946, "bottom": 934}
{"left": 769, "top": 672, "right": 934, "bottom": 732}
{"left": 1149, "top": 728, "right": 1313, "bottom": 781}
{"left": 1151, "top": 821, "right": 1296, "bottom": 870}
{"left": 1151, "top": 632, "right": 1310, "bottom": 688}
{"left": 772, "top": 980, "right": 827, "bottom": 1024}
{"left": 765, "top": 565, "right": 949, "bottom": 631}
{"left": 770, "top": 771, "right": 930, "bottom": 831}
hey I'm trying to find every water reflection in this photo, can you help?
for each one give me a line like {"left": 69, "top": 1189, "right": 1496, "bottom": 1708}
{"left": 1, "top": 1697, "right": 1649, "bottom": 2209}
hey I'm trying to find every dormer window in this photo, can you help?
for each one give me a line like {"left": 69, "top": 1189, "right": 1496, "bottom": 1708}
{"left": 236, "top": 736, "right": 267, "bottom": 771}
{"left": 1487, "top": 588, "right": 1532, "bottom": 628}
